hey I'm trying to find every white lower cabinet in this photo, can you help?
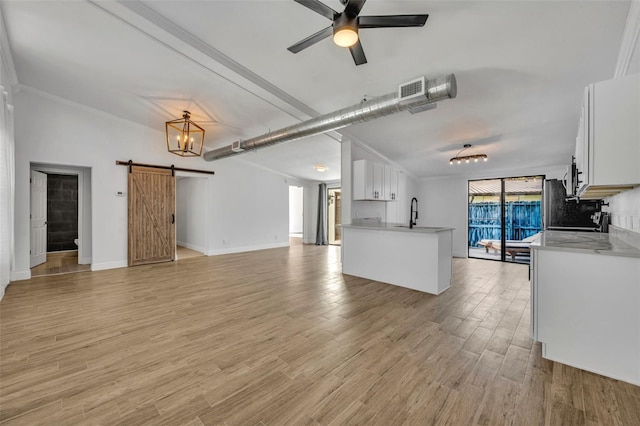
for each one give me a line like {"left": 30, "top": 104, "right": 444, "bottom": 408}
{"left": 531, "top": 248, "right": 640, "bottom": 385}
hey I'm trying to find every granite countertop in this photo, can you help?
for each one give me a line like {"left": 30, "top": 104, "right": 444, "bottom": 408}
{"left": 342, "top": 222, "right": 454, "bottom": 234}
{"left": 530, "top": 230, "right": 640, "bottom": 258}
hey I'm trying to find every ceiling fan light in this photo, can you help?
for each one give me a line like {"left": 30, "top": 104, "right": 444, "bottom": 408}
{"left": 333, "top": 27, "right": 358, "bottom": 47}
{"left": 333, "top": 14, "right": 358, "bottom": 47}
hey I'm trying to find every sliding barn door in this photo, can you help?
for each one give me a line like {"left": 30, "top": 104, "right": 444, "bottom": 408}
{"left": 128, "top": 166, "right": 175, "bottom": 266}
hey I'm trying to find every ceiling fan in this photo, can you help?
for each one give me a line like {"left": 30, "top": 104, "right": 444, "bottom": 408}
{"left": 287, "top": 0, "right": 428, "bottom": 66}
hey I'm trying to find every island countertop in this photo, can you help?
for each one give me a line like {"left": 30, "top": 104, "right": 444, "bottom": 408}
{"left": 342, "top": 222, "right": 454, "bottom": 234}
{"left": 342, "top": 222, "right": 454, "bottom": 294}
{"left": 530, "top": 230, "right": 640, "bottom": 258}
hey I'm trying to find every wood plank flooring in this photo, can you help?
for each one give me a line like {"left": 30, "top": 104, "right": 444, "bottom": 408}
{"left": 1, "top": 239, "right": 639, "bottom": 425}
{"left": 30, "top": 251, "right": 90, "bottom": 278}
{"left": 176, "top": 246, "right": 205, "bottom": 261}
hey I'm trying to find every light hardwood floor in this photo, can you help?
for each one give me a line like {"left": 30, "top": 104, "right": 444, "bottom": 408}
{"left": 30, "top": 251, "right": 90, "bottom": 278}
{"left": 176, "top": 246, "right": 205, "bottom": 261}
{"left": 1, "top": 239, "right": 639, "bottom": 425}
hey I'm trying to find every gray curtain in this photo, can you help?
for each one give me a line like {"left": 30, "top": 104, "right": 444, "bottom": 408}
{"left": 315, "top": 183, "right": 328, "bottom": 245}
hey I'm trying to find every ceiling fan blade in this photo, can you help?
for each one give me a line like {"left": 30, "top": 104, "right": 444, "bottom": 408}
{"left": 358, "top": 15, "right": 429, "bottom": 28}
{"left": 344, "top": 0, "right": 366, "bottom": 17}
{"left": 294, "top": 0, "right": 337, "bottom": 20}
{"left": 287, "top": 26, "right": 333, "bottom": 53}
{"left": 349, "top": 40, "right": 367, "bottom": 66}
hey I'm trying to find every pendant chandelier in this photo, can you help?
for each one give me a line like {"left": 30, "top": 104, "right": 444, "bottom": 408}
{"left": 166, "top": 111, "right": 205, "bottom": 157}
{"left": 450, "top": 144, "right": 488, "bottom": 165}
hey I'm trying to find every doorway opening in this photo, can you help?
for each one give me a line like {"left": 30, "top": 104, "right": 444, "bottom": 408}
{"left": 468, "top": 176, "right": 543, "bottom": 264}
{"left": 328, "top": 187, "right": 341, "bottom": 245}
{"left": 289, "top": 186, "right": 304, "bottom": 240}
{"left": 30, "top": 163, "right": 92, "bottom": 277}
{"left": 175, "top": 175, "right": 207, "bottom": 260}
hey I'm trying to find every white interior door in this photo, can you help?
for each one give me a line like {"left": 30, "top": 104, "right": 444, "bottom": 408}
{"left": 30, "top": 170, "right": 47, "bottom": 268}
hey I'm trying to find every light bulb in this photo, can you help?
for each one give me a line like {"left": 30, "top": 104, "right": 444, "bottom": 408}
{"left": 333, "top": 28, "right": 358, "bottom": 47}
{"left": 465, "top": 159, "right": 470, "bottom": 163}
{"left": 483, "top": 157, "right": 488, "bottom": 161}
{"left": 474, "top": 158, "right": 478, "bottom": 162}
{"left": 457, "top": 160, "right": 461, "bottom": 164}
{"left": 449, "top": 161, "right": 453, "bottom": 165}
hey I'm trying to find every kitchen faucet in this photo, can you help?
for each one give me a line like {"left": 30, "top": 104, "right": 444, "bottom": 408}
{"left": 410, "top": 197, "right": 418, "bottom": 229}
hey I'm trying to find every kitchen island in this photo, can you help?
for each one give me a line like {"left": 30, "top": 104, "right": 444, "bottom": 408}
{"left": 342, "top": 222, "right": 454, "bottom": 295}
{"left": 530, "top": 228, "right": 640, "bottom": 385}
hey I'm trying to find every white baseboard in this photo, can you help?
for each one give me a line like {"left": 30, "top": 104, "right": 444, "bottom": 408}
{"left": 10, "top": 270, "right": 31, "bottom": 281}
{"left": 176, "top": 241, "right": 206, "bottom": 254}
{"left": 207, "top": 241, "right": 289, "bottom": 256}
{"left": 453, "top": 251, "right": 468, "bottom": 258}
{"left": 91, "top": 260, "right": 128, "bottom": 271}
{"left": 302, "top": 239, "right": 315, "bottom": 244}
{"left": 0, "top": 283, "right": 5, "bottom": 301}
{"left": 79, "top": 257, "right": 92, "bottom": 265}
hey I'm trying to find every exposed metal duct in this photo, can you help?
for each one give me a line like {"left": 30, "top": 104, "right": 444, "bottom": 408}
{"left": 203, "top": 74, "right": 457, "bottom": 162}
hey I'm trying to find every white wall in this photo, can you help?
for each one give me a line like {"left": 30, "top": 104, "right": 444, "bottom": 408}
{"left": 0, "top": 16, "right": 15, "bottom": 295}
{"left": 417, "top": 166, "right": 566, "bottom": 258}
{"left": 288, "top": 185, "right": 303, "bottom": 234}
{"left": 13, "top": 88, "right": 290, "bottom": 278}
{"left": 606, "top": 186, "right": 640, "bottom": 232}
{"left": 176, "top": 176, "right": 207, "bottom": 253}
{"left": 207, "top": 160, "right": 289, "bottom": 255}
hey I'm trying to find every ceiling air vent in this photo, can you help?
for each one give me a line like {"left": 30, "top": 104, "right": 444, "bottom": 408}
{"left": 398, "top": 77, "right": 425, "bottom": 102}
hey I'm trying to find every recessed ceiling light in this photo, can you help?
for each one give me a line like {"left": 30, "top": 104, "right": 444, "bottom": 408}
{"left": 314, "top": 164, "right": 328, "bottom": 172}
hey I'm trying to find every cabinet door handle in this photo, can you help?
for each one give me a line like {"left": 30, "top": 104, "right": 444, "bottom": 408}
{"left": 171, "top": 214, "right": 175, "bottom": 224}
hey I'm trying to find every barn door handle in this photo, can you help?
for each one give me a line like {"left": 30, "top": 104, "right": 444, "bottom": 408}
{"left": 171, "top": 214, "right": 175, "bottom": 224}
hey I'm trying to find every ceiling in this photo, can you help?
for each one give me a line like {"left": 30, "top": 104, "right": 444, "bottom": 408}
{"left": 1, "top": 1, "right": 632, "bottom": 182}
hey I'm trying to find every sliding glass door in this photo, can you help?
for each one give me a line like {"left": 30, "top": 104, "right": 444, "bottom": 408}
{"left": 468, "top": 176, "right": 543, "bottom": 264}
{"left": 468, "top": 179, "right": 503, "bottom": 261}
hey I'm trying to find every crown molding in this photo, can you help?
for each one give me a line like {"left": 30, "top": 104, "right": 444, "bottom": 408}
{"left": 614, "top": 1, "right": 640, "bottom": 78}
{"left": 0, "top": 5, "right": 19, "bottom": 88}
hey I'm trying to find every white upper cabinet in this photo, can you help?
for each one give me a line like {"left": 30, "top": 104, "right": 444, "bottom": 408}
{"left": 575, "top": 73, "right": 640, "bottom": 199}
{"left": 383, "top": 165, "right": 399, "bottom": 201}
{"left": 353, "top": 159, "right": 385, "bottom": 200}
{"left": 353, "top": 160, "right": 400, "bottom": 202}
